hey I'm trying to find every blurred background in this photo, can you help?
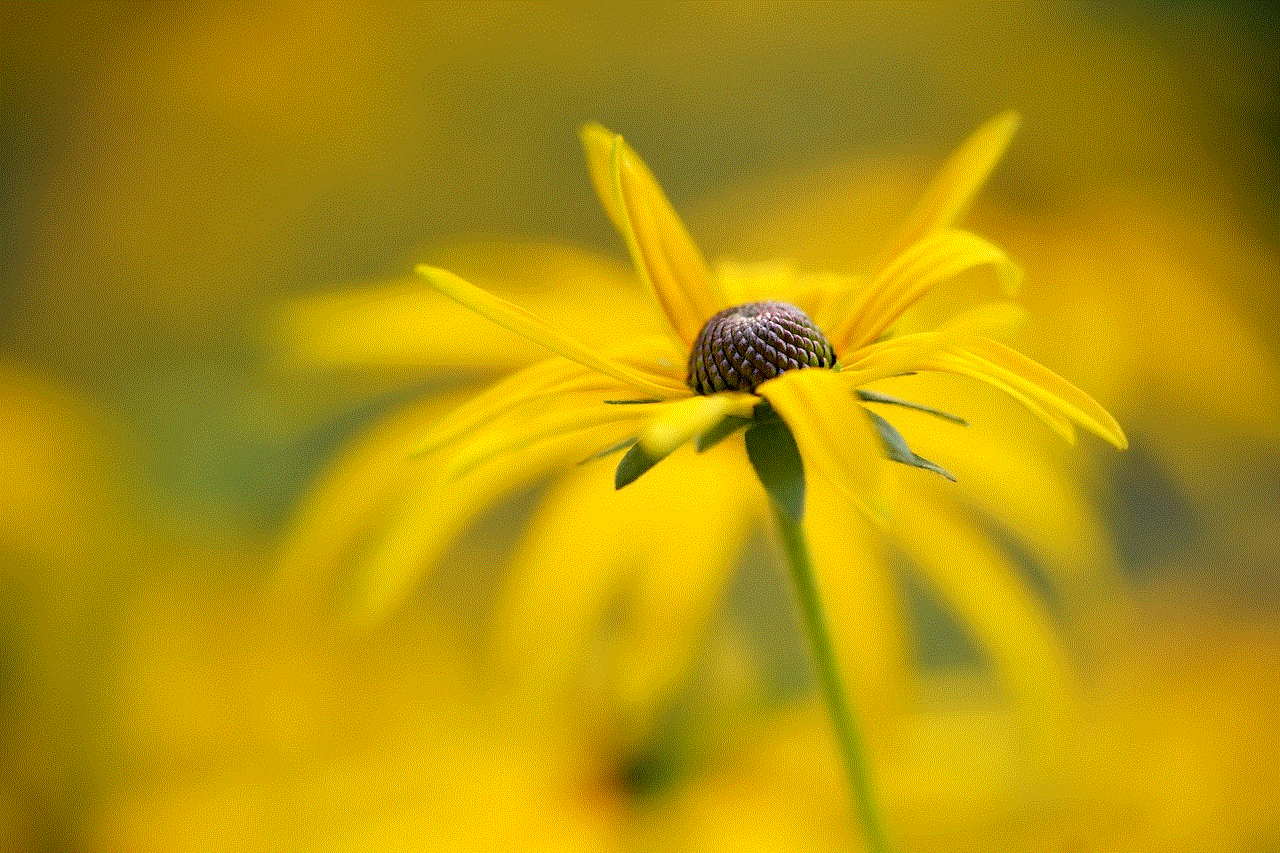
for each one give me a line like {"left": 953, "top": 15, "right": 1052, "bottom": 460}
{"left": 1, "top": 2, "right": 1276, "bottom": 851}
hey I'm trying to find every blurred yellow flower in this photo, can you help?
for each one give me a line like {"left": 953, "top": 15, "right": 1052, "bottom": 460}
{"left": 630, "top": 611, "right": 1280, "bottom": 853}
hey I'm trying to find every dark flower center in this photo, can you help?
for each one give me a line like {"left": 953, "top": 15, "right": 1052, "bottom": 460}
{"left": 687, "top": 301, "right": 837, "bottom": 395}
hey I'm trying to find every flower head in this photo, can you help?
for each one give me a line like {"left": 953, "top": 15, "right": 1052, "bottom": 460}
{"left": 688, "top": 301, "right": 837, "bottom": 395}
{"left": 411, "top": 113, "right": 1124, "bottom": 519}
{"left": 278, "top": 115, "right": 1127, "bottom": 746}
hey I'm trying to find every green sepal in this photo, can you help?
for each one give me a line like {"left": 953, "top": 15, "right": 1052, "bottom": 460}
{"left": 751, "top": 399, "right": 780, "bottom": 423}
{"left": 865, "top": 409, "right": 957, "bottom": 481}
{"left": 695, "top": 416, "right": 750, "bottom": 453}
{"left": 745, "top": 419, "right": 805, "bottom": 521}
{"left": 615, "top": 441, "right": 668, "bottom": 489}
{"left": 856, "top": 388, "right": 967, "bottom": 425}
{"left": 581, "top": 436, "right": 637, "bottom": 465}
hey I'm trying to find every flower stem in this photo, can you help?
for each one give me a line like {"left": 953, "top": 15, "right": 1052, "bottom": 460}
{"left": 770, "top": 500, "right": 892, "bottom": 853}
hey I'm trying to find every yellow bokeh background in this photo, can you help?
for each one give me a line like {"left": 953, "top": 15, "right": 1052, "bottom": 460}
{"left": 1, "top": 3, "right": 1275, "bottom": 851}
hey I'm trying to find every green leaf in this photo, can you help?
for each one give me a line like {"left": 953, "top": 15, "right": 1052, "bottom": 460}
{"left": 745, "top": 419, "right": 806, "bottom": 521}
{"left": 695, "top": 416, "right": 750, "bottom": 453}
{"left": 856, "top": 388, "right": 967, "bottom": 425}
{"left": 615, "top": 441, "right": 666, "bottom": 489}
{"left": 865, "top": 409, "right": 956, "bottom": 481}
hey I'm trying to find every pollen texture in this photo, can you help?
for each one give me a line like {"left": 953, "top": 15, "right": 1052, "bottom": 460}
{"left": 687, "top": 301, "right": 837, "bottom": 394}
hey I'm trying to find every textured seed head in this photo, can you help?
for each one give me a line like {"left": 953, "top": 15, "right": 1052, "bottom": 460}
{"left": 687, "top": 301, "right": 837, "bottom": 395}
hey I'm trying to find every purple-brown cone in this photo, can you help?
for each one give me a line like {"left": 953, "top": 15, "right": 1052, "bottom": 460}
{"left": 687, "top": 301, "right": 837, "bottom": 395}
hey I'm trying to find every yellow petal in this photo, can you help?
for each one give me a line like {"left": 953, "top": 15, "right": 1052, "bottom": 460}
{"left": 637, "top": 392, "right": 756, "bottom": 457}
{"left": 579, "top": 123, "right": 628, "bottom": 234}
{"left": 894, "top": 489, "right": 1078, "bottom": 754}
{"left": 613, "top": 452, "right": 758, "bottom": 724}
{"left": 919, "top": 350, "right": 1078, "bottom": 444}
{"left": 491, "top": 443, "right": 756, "bottom": 727}
{"left": 937, "top": 299, "right": 1030, "bottom": 338}
{"left": 832, "top": 228, "right": 1022, "bottom": 352}
{"left": 806, "top": 273, "right": 868, "bottom": 336}
{"left": 756, "top": 368, "right": 886, "bottom": 520}
{"left": 875, "top": 111, "right": 1021, "bottom": 269}
{"left": 948, "top": 438, "right": 1127, "bottom": 626}
{"left": 417, "top": 264, "right": 686, "bottom": 397}
{"left": 349, "top": 419, "right": 637, "bottom": 624}
{"left": 837, "top": 301, "right": 1029, "bottom": 387}
{"left": 272, "top": 242, "right": 648, "bottom": 374}
{"left": 413, "top": 358, "right": 617, "bottom": 457}
{"left": 582, "top": 126, "right": 726, "bottom": 345}
{"left": 491, "top": 463, "right": 633, "bottom": 703}
{"left": 445, "top": 396, "right": 654, "bottom": 479}
{"left": 713, "top": 258, "right": 837, "bottom": 319}
{"left": 805, "top": 478, "right": 910, "bottom": 721}
{"left": 271, "top": 280, "right": 533, "bottom": 373}
{"left": 273, "top": 392, "right": 457, "bottom": 609}
{"left": 924, "top": 337, "right": 1128, "bottom": 448}
{"left": 838, "top": 367, "right": 1128, "bottom": 650}
{"left": 839, "top": 331, "right": 964, "bottom": 387}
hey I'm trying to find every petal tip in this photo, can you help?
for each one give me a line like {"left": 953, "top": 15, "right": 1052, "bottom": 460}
{"left": 578, "top": 122, "right": 615, "bottom": 152}
{"left": 991, "top": 109, "right": 1022, "bottom": 135}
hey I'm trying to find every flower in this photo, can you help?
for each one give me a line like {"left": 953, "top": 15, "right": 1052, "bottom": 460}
{"left": 410, "top": 112, "right": 1122, "bottom": 520}
{"left": 278, "top": 115, "right": 1126, "bottom": 746}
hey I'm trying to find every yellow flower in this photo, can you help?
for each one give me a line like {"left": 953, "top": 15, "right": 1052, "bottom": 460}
{"left": 278, "top": 115, "right": 1126, "bottom": 747}
{"left": 410, "top": 112, "right": 1122, "bottom": 526}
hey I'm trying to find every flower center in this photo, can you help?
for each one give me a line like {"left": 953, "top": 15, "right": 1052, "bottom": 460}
{"left": 687, "top": 301, "right": 837, "bottom": 394}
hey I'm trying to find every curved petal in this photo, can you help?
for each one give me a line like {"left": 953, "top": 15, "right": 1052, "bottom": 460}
{"left": 581, "top": 124, "right": 726, "bottom": 345}
{"left": 417, "top": 265, "right": 687, "bottom": 397}
{"left": 807, "top": 273, "right": 867, "bottom": 336}
{"left": 491, "top": 442, "right": 756, "bottom": 724}
{"left": 837, "top": 301, "right": 1030, "bottom": 387}
{"left": 919, "top": 351, "right": 1078, "bottom": 444}
{"left": 615, "top": 450, "right": 759, "bottom": 722}
{"left": 273, "top": 392, "right": 460, "bottom": 609}
{"left": 863, "top": 371, "right": 1126, "bottom": 622}
{"left": 272, "top": 243, "right": 647, "bottom": 373}
{"left": 952, "top": 444, "right": 1127, "bottom": 629}
{"left": 893, "top": 488, "right": 1079, "bottom": 754}
{"left": 804, "top": 478, "right": 911, "bottom": 723}
{"left": 874, "top": 111, "right": 1020, "bottom": 270}
{"left": 921, "top": 337, "right": 1128, "bottom": 448}
{"left": 444, "top": 395, "right": 654, "bottom": 479}
{"left": 579, "top": 123, "right": 629, "bottom": 235}
{"left": 409, "top": 356, "right": 665, "bottom": 459}
{"left": 348, "top": 418, "right": 639, "bottom": 624}
{"left": 637, "top": 392, "right": 757, "bottom": 457}
{"left": 756, "top": 368, "right": 887, "bottom": 521}
{"left": 271, "top": 280, "right": 540, "bottom": 373}
{"left": 831, "top": 228, "right": 1022, "bottom": 353}
{"left": 840, "top": 332, "right": 971, "bottom": 388}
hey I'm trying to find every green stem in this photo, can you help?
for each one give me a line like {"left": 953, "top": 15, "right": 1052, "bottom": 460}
{"left": 771, "top": 500, "right": 892, "bottom": 853}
